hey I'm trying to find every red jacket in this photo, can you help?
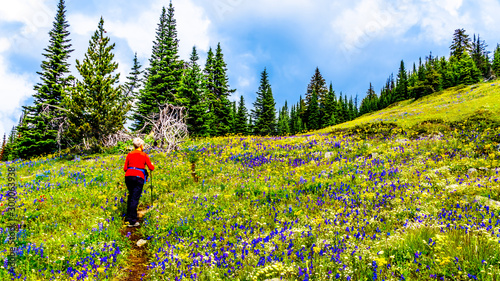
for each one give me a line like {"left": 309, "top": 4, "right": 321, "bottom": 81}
{"left": 124, "top": 149, "right": 155, "bottom": 180}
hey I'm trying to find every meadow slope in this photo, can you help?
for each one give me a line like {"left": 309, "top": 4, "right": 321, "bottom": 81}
{"left": 1, "top": 81, "right": 500, "bottom": 280}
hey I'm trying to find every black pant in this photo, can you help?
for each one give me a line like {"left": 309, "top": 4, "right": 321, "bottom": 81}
{"left": 125, "top": 176, "right": 144, "bottom": 224}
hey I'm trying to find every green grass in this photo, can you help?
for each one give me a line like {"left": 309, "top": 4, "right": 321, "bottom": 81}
{"left": 1, "top": 80, "right": 500, "bottom": 280}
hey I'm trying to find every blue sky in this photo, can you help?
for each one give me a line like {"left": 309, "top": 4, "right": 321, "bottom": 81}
{"left": 1, "top": 0, "right": 500, "bottom": 138}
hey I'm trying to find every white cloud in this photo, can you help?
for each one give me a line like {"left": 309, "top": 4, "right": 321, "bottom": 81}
{"left": 70, "top": 0, "right": 211, "bottom": 61}
{"left": 0, "top": 0, "right": 55, "bottom": 137}
{"left": 0, "top": 52, "right": 35, "bottom": 138}
{"left": 333, "top": 0, "right": 471, "bottom": 56}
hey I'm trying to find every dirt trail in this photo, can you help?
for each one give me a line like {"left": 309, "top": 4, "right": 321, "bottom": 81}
{"left": 119, "top": 207, "right": 151, "bottom": 281}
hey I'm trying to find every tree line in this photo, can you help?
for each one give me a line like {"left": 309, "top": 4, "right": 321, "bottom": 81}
{"left": 1, "top": 0, "right": 500, "bottom": 161}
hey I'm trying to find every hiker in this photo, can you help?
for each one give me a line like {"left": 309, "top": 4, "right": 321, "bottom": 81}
{"left": 123, "top": 138, "right": 154, "bottom": 227}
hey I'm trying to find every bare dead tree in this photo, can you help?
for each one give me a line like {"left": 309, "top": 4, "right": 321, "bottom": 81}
{"left": 41, "top": 103, "right": 188, "bottom": 153}
{"left": 147, "top": 104, "right": 189, "bottom": 152}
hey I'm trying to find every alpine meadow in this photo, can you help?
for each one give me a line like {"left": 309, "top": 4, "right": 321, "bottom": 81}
{"left": 2, "top": 1, "right": 500, "bottom": 280}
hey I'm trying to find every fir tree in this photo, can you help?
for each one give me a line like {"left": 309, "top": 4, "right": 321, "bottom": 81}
{"left": 230, "top": 101, "right": 237, "bottom": 133}
{"left": 359, "top": 83, "right": 378, "bottom": 115}
{"left": 206, "top": 43, "right": 235, "bottom": 136}
{"left": 492, "top": 44, "right": 500, "bottom": 77}
{"left": 251, "top": 68, "right": 270, "bottom": 127}
{"left": 235, "top": 95, "right": 249, "bottom": 135}
{"left": 306, "top": 90, "right": 320, "bottom": 130}
{"left": 255, "top": 87, "right": 277, "bottom": 136}
{"left": 124, "top": 52, "right": 143, "bottom": 100}
{"left": 305, "top": 67, "right": 328, "bottom": 128}
{"left": 178, "top": 46, "right": 208, "bottom": 136}
{"left": 277, "top": 101, "right": 290, "bottom": 136}
{"left": 394, "top": 60, "right": 408, "bottom": 102}
{"left": 450, "top": 28, "right": 471, "bottom": 60}
{"left": 65, "top": 17, "right": 129, "bottom": 151}
{"left": 471, "top": 34, "right": 490, "bottom": 78}
{"left": 322, "top": 83, "right": 337, "bottom": 127}
{"left": 457, "top": 53, "right": 482, "bottom": 85}
{"left": 306, "top": 67, "right": 328, "bottom": 104}
{"left": 133, "top": 3, "right": 183, "bottom": 131}
{"left": 125, "top": 53, "right": 143, "bottom": 127}
{"left": 16, "top": 0, "right": 73, "bottom": 158}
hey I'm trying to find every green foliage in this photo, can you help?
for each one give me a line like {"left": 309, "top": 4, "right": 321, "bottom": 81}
{"left": 253, "top": 68, "right": 277, "bottom": 136}
{"left": 305, "top": 90, "right": 320, "bottom": 130}
{"left": 64, "top": 17, "right": 129, "bottom": 152}
{"left": 492, "top": 44, "right": 500, "bottom": 77}
{"left": 235, "top": 95, "right": 249, "bottom": 135}
{"left": 178, "top": 47, "right": 209, "bottom": 137}
{"left": 450, "top": 28, "right": 471, "bottom": 60}
{"left": 204, "top": 43, "right": 235, "bottom": 136}
{"left": 133, "top": 4, "right": 183, "bottom": 132}
{"left": 16, "top": 0, "right": 73, "bottom": 159}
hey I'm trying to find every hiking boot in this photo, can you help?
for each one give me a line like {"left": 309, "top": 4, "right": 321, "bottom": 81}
{"left": 127, "top": 221, "right": 140, "bottom": 227}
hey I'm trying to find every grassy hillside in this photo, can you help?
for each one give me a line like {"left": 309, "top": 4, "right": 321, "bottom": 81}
{"left": 321, "top": 82, "right": 500, "bottom": 131}
{"left": 1, "top": 81, "right": 500, "bottom": 280}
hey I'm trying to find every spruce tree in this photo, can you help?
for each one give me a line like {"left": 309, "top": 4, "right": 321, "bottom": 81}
{"left": 124, "top": 52, "right": 143, "bottom": 101}
{"left": 178, "top": 46, "right": 208, "bottom": 136}
{"left": 206, "top": 43, "right": 235, "bottom": 136}
{"left": 277, "top": 101, "right": 290, "bottom": 136}
{"left": 394, "top": 60, "right": 408, "bottom": 102}
{"left": 306, "top": 67, "right": 328, "bottom": 105}
{"left": 306, "top": 90, "right": 320, "bottom": 130}
{"left": 471, "top": 34, "right": 490, "bottom": 78}
{"left": 305, "top": 67, "right": 328, "bottom": 128}
{"left": 359, "top": 83, "right": 378, "bottom": 115}
{"left": 450, "top": 28, "right": 471, "bottom": 60}
{"left": 235, "top": 95, "right": 249, "bottom": 135}
{"left": 125, "top": 53, "right": 143, "bottom": 127}
{"left": 458, "top": 53, "right": 482, "bottom": 85}
{"left": 322, "top": 83, "right": 337, "bottom": 127}
{"left": 251, "top": 68, "right": 271, "bottom": 127}
{"left": 492, "top": 44, "right": 500, "bottom": 77}
{"left": 133, "top": 3, "right": 183, "bottom": 131}
{"left": 65, "top": 17, "right": 129, "bottom": 151}
{"left": 230, "top": 101, "right": 237, "bottom": 133}
{"left": 16, "top": 0, "right": 73, "bottom": 158}
{"left": 255, "top": 87, "right": 277, "bottom": 136}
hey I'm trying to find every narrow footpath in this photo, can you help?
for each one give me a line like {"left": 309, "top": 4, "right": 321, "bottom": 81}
{"left": 120, "top": 207, "right": 150, "bottom": 281}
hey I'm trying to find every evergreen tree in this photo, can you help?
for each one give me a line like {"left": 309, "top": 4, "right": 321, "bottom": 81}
{"left": 178, "top": 46, "right": 209, "bottom": 136}
{"left": 492, "top": 44, "right": 500, "bottom": 77}
{"left": 235, "top": 95, "right": 249, "bottom": 135}
{"left": 16, "top": 0, "right": 73, "bottom": 158}
{"left": 394, "top": 60, "right": 408, "bottom": 102}
{"left": 471, "top": 34, "right": 490, "bottom": 78}
{"left": 64, "top": 18, "right": 129, "bottom": 151}
{"left": 133, "top": 3, "right": 183, "bottom": 131}
{"left": 277, "top": 101, "right": 290, "bottom": 136}
{"left": 229, "top": 101, "right": 237, "bottom": 133}
{"left": 322, "top": 83, "right": 337, "bottom": 127}
{"left": 457, "top": 53, "right": 482, "bottom": 85}
{"left": 206, "top": 43, "right": 235, "bottom": 136}
{"left": 450, "top": 28, "right": 471, "bottom": 60}
{"left": 124, "top": 52, "right": 144, "bottom": 100}
{"left": 125, "top": 53, "right": 143, "bottom": 127}
{"left": 251, "top": 68, "right": 270, "bottom": 126}
{"left": 305, "top": 67, "right": 328, "bottom": 128}
{"left": 297, "top": 96, "right": 307, "bottom": 129}
{"left": 306, "top": 90, "right": 320, "bottom": 130}
{"left": 306, "top": 67, "right": 328, "bottom": 103}
{"left": 254, "top": 85, "right": 277, "bottom": 136}
{"left": 359, "top": 83, "right": 378, "bottom": 115}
